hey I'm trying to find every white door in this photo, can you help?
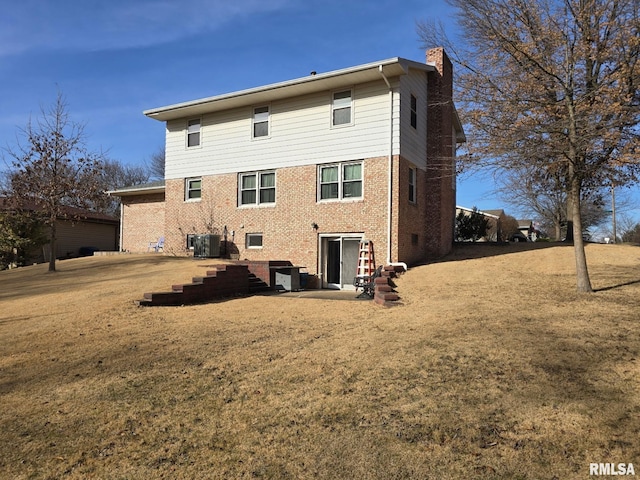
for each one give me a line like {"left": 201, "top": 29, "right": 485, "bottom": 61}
{"left": 321, "top": 236, "right": 361, "bottom": 289}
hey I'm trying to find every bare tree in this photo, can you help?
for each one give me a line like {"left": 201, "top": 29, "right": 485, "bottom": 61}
{"left": 98, "top": 159, "right": 149, "bottom": 216}
{"left": 501, "top": 214, "right": 521, "bottom": 241}
{"left": 621, "top": 220, "right": 640, "bottom": 243}
{"left": 419, "top": 0, "right": 640, "bottom": 292}
{"left": 146, "top": 146, "right": 165, "bottom": 180}
{"left": 3, "top": 93, "right": 106, "bottom": 272}
{"left": 496, "top": 165, "right": 609, "bottom": 240}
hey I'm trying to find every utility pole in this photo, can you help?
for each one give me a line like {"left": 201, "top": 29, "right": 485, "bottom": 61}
{"left": 611, "top": 182, "right": 617, "bottom": 243}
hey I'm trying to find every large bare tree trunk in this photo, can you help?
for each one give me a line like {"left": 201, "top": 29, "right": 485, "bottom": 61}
{"left": 48, "top": 222, "right": 57, "bottom": 272}
{"left": 569, "top": 176, "right": 592, "bottom": 292}
{"left": 554, "top": 216, "right": 562, "bottom": 241}
{"left": 564, "top": 194, "right": 574, "bottom": 242}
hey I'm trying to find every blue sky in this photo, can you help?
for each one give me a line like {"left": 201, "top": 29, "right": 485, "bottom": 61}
{"left": 1, "top": 0, "right": 637, "bottom": 229}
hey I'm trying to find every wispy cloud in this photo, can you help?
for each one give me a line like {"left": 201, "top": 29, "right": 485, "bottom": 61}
{"left": 0, "top": 0, "right": 292, "bottom": 56}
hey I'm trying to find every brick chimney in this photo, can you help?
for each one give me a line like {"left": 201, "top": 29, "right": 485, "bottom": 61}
{"left": 425, "top": 48, "right": 456, "bottom": 258}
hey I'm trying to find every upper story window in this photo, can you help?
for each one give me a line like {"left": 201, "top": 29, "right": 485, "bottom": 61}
{"left": 408, "top": 167, "right": 417, "bottom": 203}
{"left": 332, "top": 90, "right": 352, "bottom": 126}
{"left": 252, "top": 106, "right": 270, "bottom": 138}
{"left": 319, "top": 161, "right": 362, "bottom": 201}
{"left": 185, "top": 177, "right": 202, "bottom": 201}
{"left": 239, "top": 171, "right": 276, "bottom": 206}
{"left": 187, "top": 118, "right": 201, "bottom": 147}
{"left": 410, "top": 94, "right": 417, "bottom": 129}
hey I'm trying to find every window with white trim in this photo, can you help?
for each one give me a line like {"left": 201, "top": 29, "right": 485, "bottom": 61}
{"left": 332, "top": 90, "right": 352, "bottom": 126}
{"left": 410, "top": 94, "right": 417, "bottom": 129}
{"left": 318, "top": 161, "right": 362, "bottom": 201}
{"left": 408, "top": 167, "right": 416, "bottom": 203}
{"left": 187, "top": 118, "right": 201, "bottom": 147}
{"left": 246, "top": 233, "right": 263, "bottom": 249}
{"left": 252, "top": 106, "right": 269, "bottom": 138}
{"left": 186, "top": 234, "right": 196, "bottom": 250}
{"left": 239, "top": 171, "right": 276, "bottom": 206}
{"left": 185, "top": 177, "right": 202, "bottom": 201}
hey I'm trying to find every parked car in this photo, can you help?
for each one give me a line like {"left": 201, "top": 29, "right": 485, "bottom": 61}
{"left": 509, "top": 232, "right": 529, "bottom": 242}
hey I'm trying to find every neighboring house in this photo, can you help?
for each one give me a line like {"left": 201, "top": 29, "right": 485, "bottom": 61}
{"left": 517, "top": 219, "right": 539, "bottom": 241}
{"left": 110, "top": 48, "right": 465, "bottom": 289}
{"left": 483, "top": 209, "right": 507, "bottom": 242}
{"left": 0, "top": 198, "right": 119, "bottom": 264}
{"left": 47, "top": 207, "right": 119, "bottom": 260}
{"left": 455, "top": 206, "right": 501, "bottom": 242}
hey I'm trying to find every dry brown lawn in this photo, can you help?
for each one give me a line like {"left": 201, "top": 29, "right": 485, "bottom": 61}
{"left": 1, "top": 243, "right": 639, "bottom": 479}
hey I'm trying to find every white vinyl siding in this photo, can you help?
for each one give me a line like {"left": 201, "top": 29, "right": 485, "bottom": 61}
{"left": 164, "top": 80, "right": 400, "bottom": 180}
{"left": 399, "top": 70, "right": 428, "bottom": 170}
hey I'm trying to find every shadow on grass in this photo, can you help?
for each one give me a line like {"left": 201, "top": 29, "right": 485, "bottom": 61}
{"left": 424, "top": 241, "right": 571, "bottom": 265}
{"left": 0, "top": 255, "right": 201, "bottom": 302}
{"left": 594, "top": 278, "right": 640, "bottom": 292}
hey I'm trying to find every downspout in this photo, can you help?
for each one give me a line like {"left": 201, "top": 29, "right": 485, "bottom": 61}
{"left": 118, "top": 198, "right": 124, "bottom": 252}
{"left": 378, "top": 65, "right": 393, "bottom": 265}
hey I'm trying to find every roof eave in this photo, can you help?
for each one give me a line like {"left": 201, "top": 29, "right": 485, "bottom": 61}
{"left": 144, "top": 58, "right": 434, "bottom": 122}
{"left": 107, "top": 186, "right": 166, "bottom": 197}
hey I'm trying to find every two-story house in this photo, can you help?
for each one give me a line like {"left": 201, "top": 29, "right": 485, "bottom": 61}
{"left": 111, "top": 48, "right": 465, "bottom": 289}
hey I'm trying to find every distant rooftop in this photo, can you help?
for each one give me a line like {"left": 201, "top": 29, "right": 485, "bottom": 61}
{"left": 107, "top": 180, "right": 165, "bottom": 197}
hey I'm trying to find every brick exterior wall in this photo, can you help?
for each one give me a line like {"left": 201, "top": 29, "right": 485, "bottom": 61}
{"left": 163, "top": 156, "right": 391, "bottom": 276}
{"left": 395, "top": 156, "right": 430, "bottom": 266}
{"left": 121, "top": 193, "right": 166, "bottom": 253}
{"left": 425, "top": 47, "right": 456, "bottom": 258}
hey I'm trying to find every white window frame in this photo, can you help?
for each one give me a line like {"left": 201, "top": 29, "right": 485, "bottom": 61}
{"left": 318, "top": 161, "right": 363, "bottom": 202}
{"left": 410, "top": 94, "right": 417, "bottom": 129}
{"left": 331, "top": 89, "right": 353, "bottom": 127}
{"left": 252, "top": 105, "right": 270, "bottom": 139}
{"left": 246, "top": 233, "right": 263, "bottom": 249}
{"left": 186, "top": 118, "right": 201, "bottom": 148}
{"left": 239, "top": 170, "right": 276, "bottom": 207}
{"left": 408, "top": 166, "right": 417, "bottom": 204}
{"left": 185, "top": 177, "right": 202, "bottom": 202}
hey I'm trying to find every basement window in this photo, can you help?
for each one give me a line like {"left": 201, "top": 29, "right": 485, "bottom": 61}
{"left": 246, "top": 233, "right": 263, "bottom": 249}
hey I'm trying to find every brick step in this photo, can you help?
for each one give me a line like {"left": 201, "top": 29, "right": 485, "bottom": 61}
{"left": 138, "top": 261, "right": 293, "bottom": 306}
{"left": 248, "top": 273, "right": 269, "bottom": 293}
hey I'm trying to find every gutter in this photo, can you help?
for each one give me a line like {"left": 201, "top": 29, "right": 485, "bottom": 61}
{"left": 119, "top": 201, "right": 124, "bottom": 252}
{"left": 378, "top": 65, "right": 393, "bottom": 265}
